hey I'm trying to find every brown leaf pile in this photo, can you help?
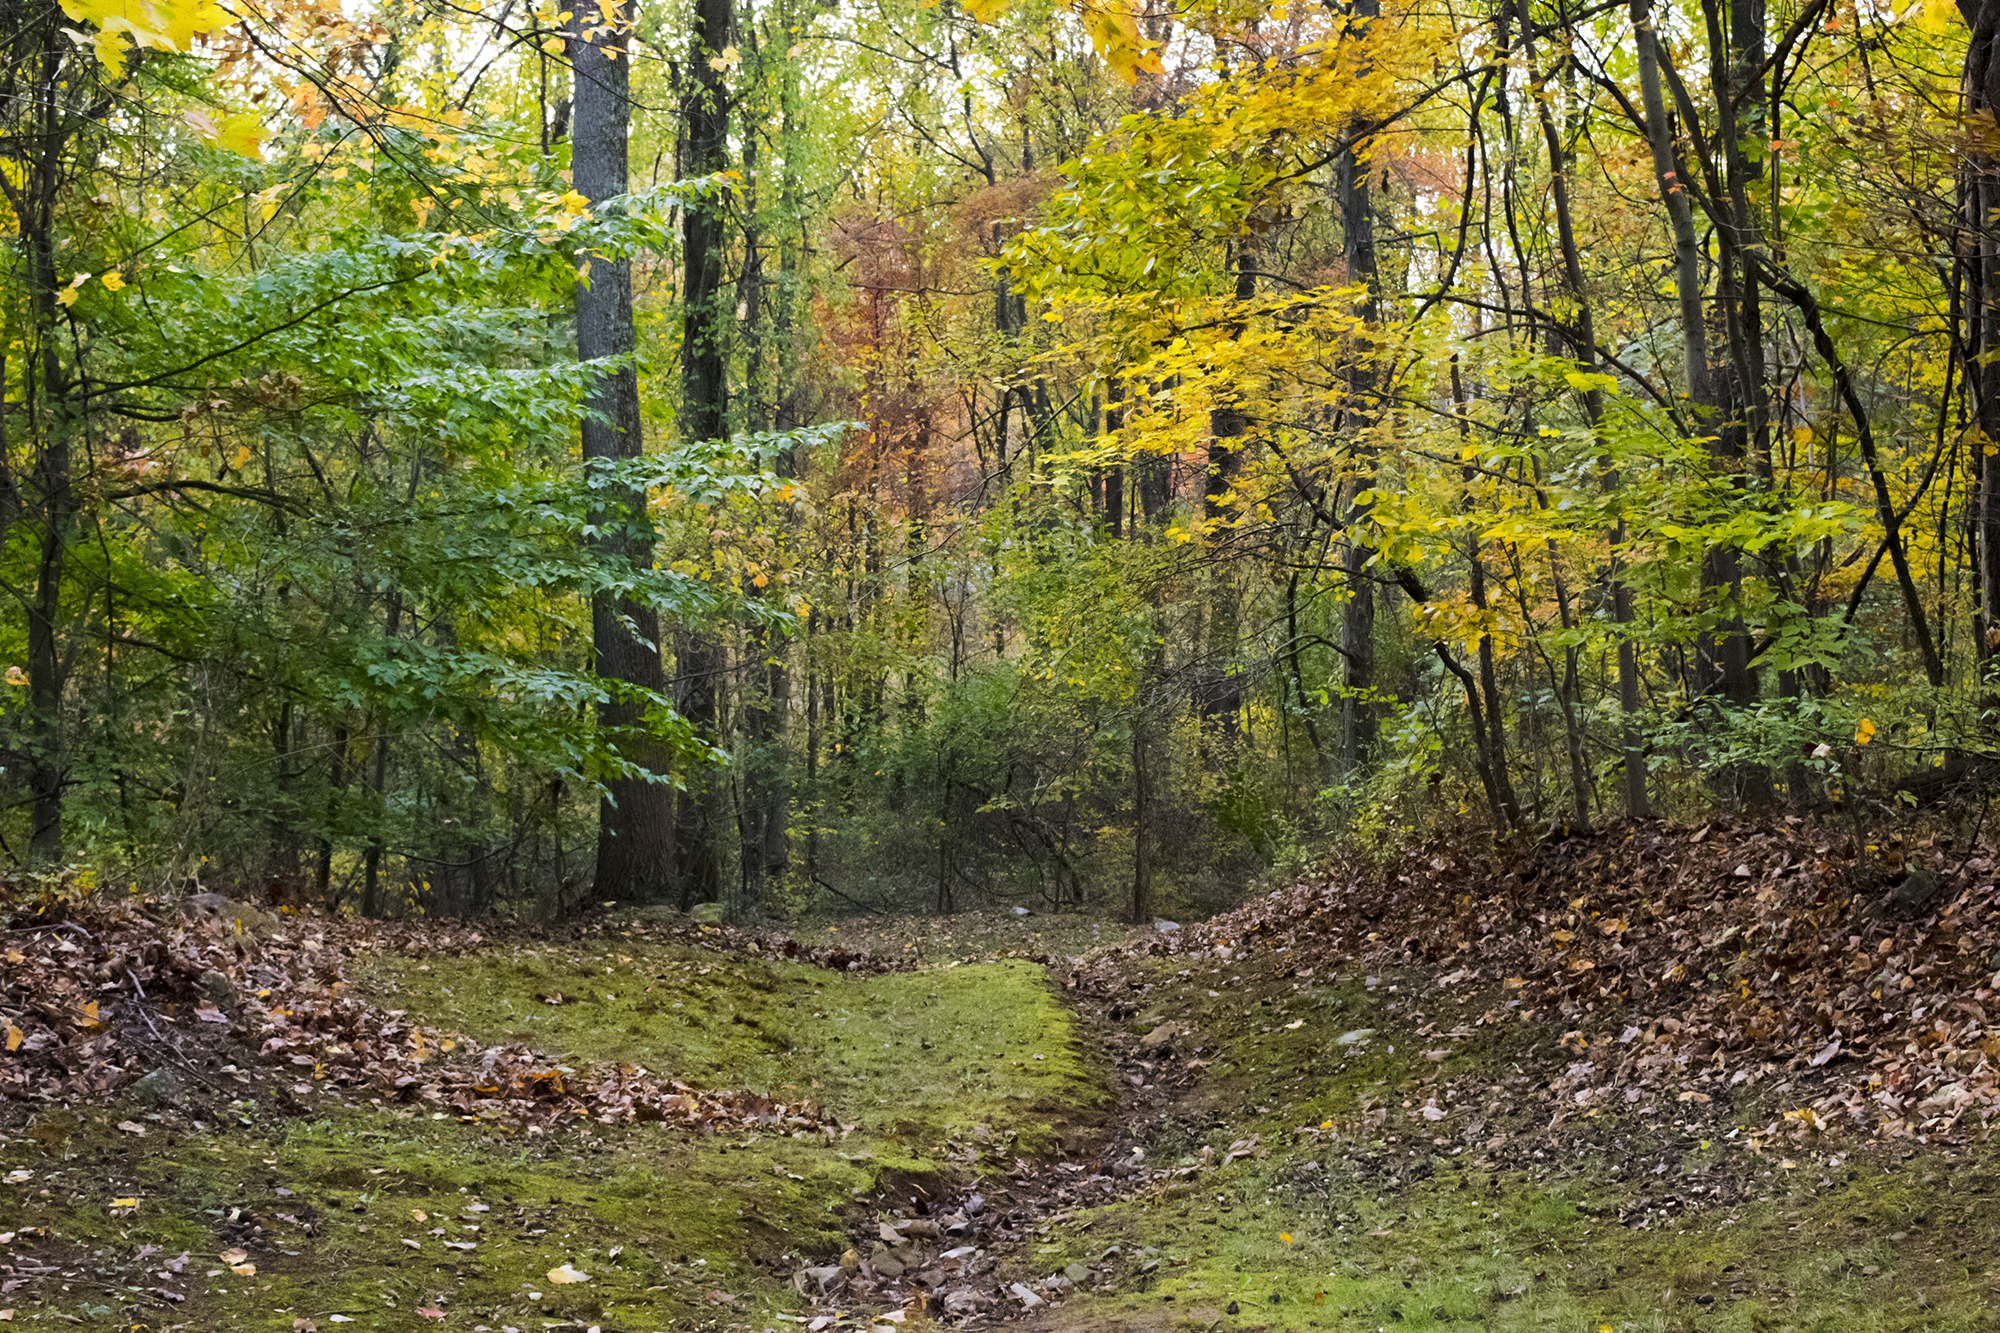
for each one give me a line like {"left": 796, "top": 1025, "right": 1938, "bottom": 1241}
{"left": 1, "top": 898, "right": 830, "bottom": 1137}
{"left": 1143, "top": 817, "right": 2000, "bottom": 1143}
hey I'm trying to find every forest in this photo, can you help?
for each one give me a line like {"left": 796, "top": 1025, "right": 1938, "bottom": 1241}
{"left": 1, "top": 0, "right": 1994, "bottom": 922}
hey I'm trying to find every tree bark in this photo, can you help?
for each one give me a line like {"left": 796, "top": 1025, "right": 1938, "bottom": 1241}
{"left": 573, "top": 0, "right": 677, "bottom": 901}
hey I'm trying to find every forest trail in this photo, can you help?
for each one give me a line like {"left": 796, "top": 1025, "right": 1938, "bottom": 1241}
{"left": 8, "top": 819, "right": 2000, "bottom": 1332}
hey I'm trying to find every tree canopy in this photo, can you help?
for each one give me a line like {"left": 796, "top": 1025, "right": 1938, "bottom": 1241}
{"left": 0, "top": 0, "right": 1992, "bottom": 917}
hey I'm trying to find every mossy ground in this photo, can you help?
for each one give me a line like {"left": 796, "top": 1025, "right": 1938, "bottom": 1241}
{"left": 0, "top": 918, "right": 1107, "bottom": 1331}
{"left": 9, "top": 910, "right": 2000, "bottom": 1333}
{"left": 1011, "top": 951, "right": 2000, "bottom": 1333}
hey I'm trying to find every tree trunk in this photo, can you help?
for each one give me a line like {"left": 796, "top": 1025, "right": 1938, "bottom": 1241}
{"left": 1334, "top": 75, "right": 1381, "bottom": 776}
{"left": 1962, "top": 0, "right": 2000, "bottom": 673}
{"left": 573, "top": 0, "right": 677, "bottom": 901}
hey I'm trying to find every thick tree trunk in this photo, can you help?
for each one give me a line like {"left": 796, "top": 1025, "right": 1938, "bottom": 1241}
{"left": 1962, "top": 0, "right": 2000, "bottom": 672}
{"left": 573, "top": 0, "right": 677, "bottom": 901}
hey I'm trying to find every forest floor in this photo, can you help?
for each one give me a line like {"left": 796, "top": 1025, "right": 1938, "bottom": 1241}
{"left": 6, "top": 817, "right": 2000, "bottom": 1332}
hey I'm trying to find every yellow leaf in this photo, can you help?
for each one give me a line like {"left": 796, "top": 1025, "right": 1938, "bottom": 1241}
{"left": 54, "top": 287, "right": 78, "bottom": 308}
{"left": 209, "top": 110, "right": 265, "bottom": 160}
{"left": 4, "top": 1026, "right": 22, "bottom": 1052}
{"left": 111, "top": 1197, "right": 139, "bottom": 1208}
{"left": 1855, "top": 717, "right": 1876, "bottom": 746}
{"left": 546, "top": 1263, "right": 591, "bottom": 1284}
{"left": 100, "top": 271, "right": 125, "bottom": 291}
{"left": 230, "top": 1263, "right": 256, "bottom": 1277}
{"left": 961, "top": 0, "right": 1005, "bottom": 21}
{"left": 1912, "top": 0, "right": 1958, "bottom": 35}
{"left": 1279, "top": 1232, "right": 1294, "bottom": 1244}
{"left": 1074, "top": 0, "right": 1160, "bottom": 84}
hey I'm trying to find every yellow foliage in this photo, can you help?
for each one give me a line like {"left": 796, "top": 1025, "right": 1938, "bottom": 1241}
{"left": 58, "top": 0, "right": 232, "bottom": 74}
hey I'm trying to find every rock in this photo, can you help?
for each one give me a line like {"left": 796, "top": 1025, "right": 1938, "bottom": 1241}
{"left": 690, "top": 902, "right": 726, "bottom": 925}
{"left": 901, "top": 1218, "right": 942, "bottom": 1240}
{"left": 839, "top": 1248, "right": 860, "bottom": 1274}
{"left": 1139, "top": 1022, "right": 1177, "bottom": 1049}
{"left": 1887, "top": 867, "right": 1946, "bottom": 917}
{"left": 1335, "top": 1028, "right": 1377, "bottom": 1046}
{"left": 942, "top": 1288, "right": 982, "bottom": 1314}
{"left": 198, "top": 968, "right": 237, "bottom": 1007}
{"left": 1045, "top": 1275, "right": 1071, "bottom": 1294}
{"left": 1064, "top": 1261, "right": 1092, "bottom": 1284}
{"left": 1009, "top": 1282, "right": 1044, "bottom": 1308}
{"left": 795, "top": 1265, "right": 845, "bottom": 1295}
{"left": 185, "top": 893, "right": 278, "bottom": 939}
{"left": 130, "top": 1068, "right": 183, "bottom": 1108}
{"left": 873, "top": 1255, "right": 906, "bottom": 1278}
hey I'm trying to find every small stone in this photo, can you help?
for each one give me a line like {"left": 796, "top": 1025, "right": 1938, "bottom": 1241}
{"left": 1140, "top": 1022, "right": 1177, "bottom": 1049}
{"left": 185, "top": 892, "right": 278, "bottom": 939}
{"left": 199, "top": 968, "right": 237, "bottom": 1007}
{"left": 839, "top": 1249, "right": 860, "bottom": 1274}
{"left": 1226, "top": 1300, "right": 1240, "bottom": 1315}
{"left": 874, "top": 1255, "right": 905, "bottom": 1278}
{"left": 130, "top": 1068, "right": 183, "bottom": 1108}
{"left": 1009, "top": 1282, "right": 1043, "bottom": 1308}
{"left": 1065, "top": 1262, "right": 1091, "bottom": 1284}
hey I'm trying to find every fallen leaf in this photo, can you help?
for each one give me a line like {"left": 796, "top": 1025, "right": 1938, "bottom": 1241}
{"left": 546, "top": 1263, "right": 591, "bottom": 1284}
{"left": 416, "top": 1308, "right": 445, "bottom": 1319}
{"left": 195, "top": 1006, "right": 228, "bottom": 1024}
{"left": 220, "top": 1248, "right": 249, "bottom": 1265}
{"left": 111, "top": 1197, "right": 139, "bottom": 1210}
{"left": 231, "top": 1263, "right": 257, "bottom": 1277}
{"left": 117, "top": 1121, "right": 147, "bottom": 1136}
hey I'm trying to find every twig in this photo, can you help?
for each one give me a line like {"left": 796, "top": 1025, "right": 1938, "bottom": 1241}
{"left": 810, "top": 875, "right": 890, "bottom": 917}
